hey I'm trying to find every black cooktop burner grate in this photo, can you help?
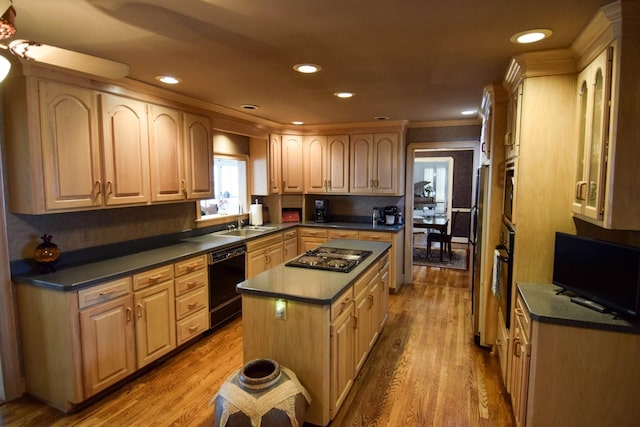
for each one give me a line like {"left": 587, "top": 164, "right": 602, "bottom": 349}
{"left": 285, "top": 247, "right": 373, "bottom": 273}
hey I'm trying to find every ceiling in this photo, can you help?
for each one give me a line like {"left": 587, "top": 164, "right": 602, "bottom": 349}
{"left": 6, "top": 0, "right": 612, "bottom": 126}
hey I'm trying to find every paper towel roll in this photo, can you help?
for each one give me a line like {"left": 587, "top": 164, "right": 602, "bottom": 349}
{"left": 249, "top": 204, "right": 263, "bottom": 225}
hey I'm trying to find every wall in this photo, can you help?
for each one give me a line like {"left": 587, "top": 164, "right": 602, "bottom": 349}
{"left": 407, "top": 123, "right": 481, "bottom": 239}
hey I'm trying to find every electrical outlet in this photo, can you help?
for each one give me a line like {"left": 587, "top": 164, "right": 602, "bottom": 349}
{"left": 275, "top": 299, "right": 287, "bottom": 320}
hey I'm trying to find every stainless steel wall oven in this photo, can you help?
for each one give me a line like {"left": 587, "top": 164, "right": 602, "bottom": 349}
{"left": 208, "top": 244, "right": 246, "bottom": 330}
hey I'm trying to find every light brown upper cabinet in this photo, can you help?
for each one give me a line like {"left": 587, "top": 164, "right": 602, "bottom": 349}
{"left": 303, "top": 135, "right": 349, "bottom": 194}
{"left": 36, "top": 80, "right": 103, "bottom": 211}
{"left": 100, "top": 93, "right": 151, "bottom": 207}
{"left": 350, "top": 133, "right": 402, "bottom": 195}
{"left": 572, "top": 47, "right": 611, "bottom": 222}
{"left": 4, "top": 79, "right": 150, "bottom": 213}
{"left": 571, "top": 1, "right": 640, "bottom": 229}
{"left": 269, "top": 134, "right": 282, "bottom": 194}
{"left": 183, "top": 112, "right": 214, "bottom": 200}
{"left": 148, "top": 104, "right": 184, "bottom": 202}
{"left": 3, "top": 74, "right": 213, "bottom": 214}
{"left": 281, "top": 134, "right": 304, "bottom": 193}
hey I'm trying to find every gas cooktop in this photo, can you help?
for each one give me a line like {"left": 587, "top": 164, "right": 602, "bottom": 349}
{"left": 285, "top": 247, "right": 373, "bottom": 273}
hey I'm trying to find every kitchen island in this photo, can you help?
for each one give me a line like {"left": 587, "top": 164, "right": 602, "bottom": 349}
{"left": 237, "top": 239, "right": 391, "bottom": 426}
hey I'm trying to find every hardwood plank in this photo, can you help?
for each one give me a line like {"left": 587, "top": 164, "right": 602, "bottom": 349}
{"left": 0, "top": 265, "right": 514, "bottom": 426}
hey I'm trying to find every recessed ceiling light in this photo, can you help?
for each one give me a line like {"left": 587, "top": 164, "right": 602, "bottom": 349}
{"left": 241, "top": 104, "right": 259, "bottom": 110}
{"left": 461, "top": 110, "right": 477, "bottom": 116}
{"left": 334, "top": 92, "right": 354, "bottom": 99}
{"left": 156, "top": 75, "right": 181, "bottom": 84}
{"left": 292, "top": 121, "right": 304, "bottom": 125}
{"left": 293, "top": 63, "right": 321, "bottom": 74}
{"left": 510, "top": 29, "right": 553, "bottom": 44}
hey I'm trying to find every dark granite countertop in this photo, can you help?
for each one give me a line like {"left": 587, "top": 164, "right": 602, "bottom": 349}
{"left": 518, "top": 282, "right": 640, "bottom": 334}
{"left": 237, "top": 239, "right": 391, "bottom": 305}
{"left": 12, "top": 222, "right": 401, "bottom": 292}
{"left": 299, "top": 221, "right": 404, "bottom": 233}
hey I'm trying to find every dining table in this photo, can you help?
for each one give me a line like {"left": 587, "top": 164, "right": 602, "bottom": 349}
{"left": 413, "top": 214, "right": 449, "bottom": 261}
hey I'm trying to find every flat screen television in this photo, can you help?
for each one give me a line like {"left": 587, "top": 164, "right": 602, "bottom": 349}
{"left": 552, "top": 232, "right": 640, "bottom": 319}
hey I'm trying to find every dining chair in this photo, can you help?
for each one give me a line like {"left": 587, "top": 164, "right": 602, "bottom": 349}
{"left": 426, "top": 210, "right": 458, "bottom": 261}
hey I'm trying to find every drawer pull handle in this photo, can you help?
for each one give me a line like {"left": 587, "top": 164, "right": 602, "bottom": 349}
{"left": 188, "top": 302, "right": 197, "bottom": 309}
{"left": 99, "top": 288, "right": 116, "bottom": 296}
{"left": 515, "top": 308, "right": 524, "bottom": 317}
{"left": 147, "top": 274, "right": 163, "bottom": 283}
{"left": 187, "top": 281, "right": 198, "bottom": 288}
{"left": 188, "top": 324, "right": 200, "bottom": 333}
{"left": 184, "top": 263, "right": 200, "bottom": 271}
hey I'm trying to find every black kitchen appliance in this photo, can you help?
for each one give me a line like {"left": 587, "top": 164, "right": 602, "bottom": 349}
{"left": 285, "top": 247, "right": 372, "bottom": 273}
{"left": 208, "top": 243, "right": 246, "bottom": 330}
{"left": 383, "top": 206, "right": 399, "bottom": 225}
{"left": 315, "top": 199, "right": 330, "bottom": 223}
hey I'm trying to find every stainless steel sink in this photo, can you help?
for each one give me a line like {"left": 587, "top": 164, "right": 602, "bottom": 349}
{"left": 215, "top": 226, "right": 278, "bottom": 237}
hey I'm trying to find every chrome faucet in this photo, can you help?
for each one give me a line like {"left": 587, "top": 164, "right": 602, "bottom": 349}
{"left": 237, "top": 206, "right": 244, "bottom": 228}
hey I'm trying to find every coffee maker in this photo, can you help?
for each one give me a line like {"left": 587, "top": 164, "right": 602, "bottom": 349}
{"left": 314, "top": 199, "right": 330, "bottom": 223}
{"left": 383, "top": 206, "right": 399, "bottom": 225}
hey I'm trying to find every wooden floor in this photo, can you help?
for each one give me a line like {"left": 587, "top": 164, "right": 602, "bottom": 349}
{"left": 0, "top": 264, "right": 514, "bottom": 426}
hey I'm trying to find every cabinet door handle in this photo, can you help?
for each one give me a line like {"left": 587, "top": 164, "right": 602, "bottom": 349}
{"left": 126, "top": 307, "right": 132, "bottom": 321}
{"left": 504, "top": 132, "right": 513, "bottom": 147}
{"left": 106, "top": 181, "right": 113, "bottom": 196}
{"left": 136, "top": 303, "right": 143, "bottom": 318}
{"left": 94, "top": 180, "right": 102, "bottom": 196}
{"left": 181, "top": 179, "right": 187, "bottom": 197}
{"left": 513, "top": 338, "right": 522, "bottom": 357}
{"left": 352, "top": 315, "right": 358, "bottom": 329}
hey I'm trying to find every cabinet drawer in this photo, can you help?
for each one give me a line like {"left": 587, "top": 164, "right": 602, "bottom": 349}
{"left": 174, "top": 269, "right": 207, "bottom": 297}
{"left": 175, "top": 287, "right": 208, "bottom": 320}
{"left": 246, "top": 233, "right": 283, "bottom": 252}
{"left": 328, "top": 229, "right": 359, "bottom": 240}
{"left": 378, "top": 253, "right": 390, "bottom": 270}
{"left": 176, "top": 308, "right": 209, "bottom": 345}
{"left": 299, "top": 228, "right": 328, "bottom": 238}
{"left": 283, "top": 229, "right": 298, "bottom": 240}
{"left": 174, "top": 255, "right": 207, "bottom": 277}
{"left": 78, "top": 277, "right": 132, "bottom": 310}
{"left": 353, "top": 265, "right": 378, "bottom": 297}
{"left": 133, "top": 264, "right": 173, "bottom": 291}
{"left": 358, "top": 231, "right": 392, "bottom": 242}
{"left": 331, "top": 289, "right": 353, "bottom": 321}
{"left": 515, "top": 294, "right": 531, "bottom": 339}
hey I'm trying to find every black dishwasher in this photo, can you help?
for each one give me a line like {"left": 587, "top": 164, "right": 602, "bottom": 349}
{"left": 208, "top": 244, "right": 246, "bottom": 330}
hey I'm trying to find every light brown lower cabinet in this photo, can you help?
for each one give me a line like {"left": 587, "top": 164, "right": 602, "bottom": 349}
{"left": 246, "top": 233, "right": 284, "bottom": 278}
{"left": 511, "top": 288, "right": 640, "bottom": 427}
{"left": 242, "top": 250, "right": 390, "bottom": 426}
{"left": 283, "top": 229, "right": 298, "bottom": 262}
{"left": 79, "top": 284, "right": 135, "bottom": 397}
{"left": 15, "top": 255, "right": 208, "bottom": 412}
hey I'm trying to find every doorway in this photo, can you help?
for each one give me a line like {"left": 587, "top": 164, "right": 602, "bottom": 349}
{"left": 404, "top": 143, "right": 479, "bottom": 281}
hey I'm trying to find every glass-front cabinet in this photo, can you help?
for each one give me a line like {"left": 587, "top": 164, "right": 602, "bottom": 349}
{"left": 572, "top": 47, "right": 612, "bottom": 220}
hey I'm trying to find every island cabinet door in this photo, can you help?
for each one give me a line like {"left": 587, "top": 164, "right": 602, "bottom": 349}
{"left": 80, "top": 294, "right": 135, "bottom": 397}
{"left": 354, "top": 286, "right": 371, "bottom": 375}
{"left": 330, "top": 306, "right": 355, "bottom": 417}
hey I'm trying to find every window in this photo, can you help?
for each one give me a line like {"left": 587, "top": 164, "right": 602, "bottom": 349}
{"left": 199, "top": 155, "right": 248, "bottom": 219}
